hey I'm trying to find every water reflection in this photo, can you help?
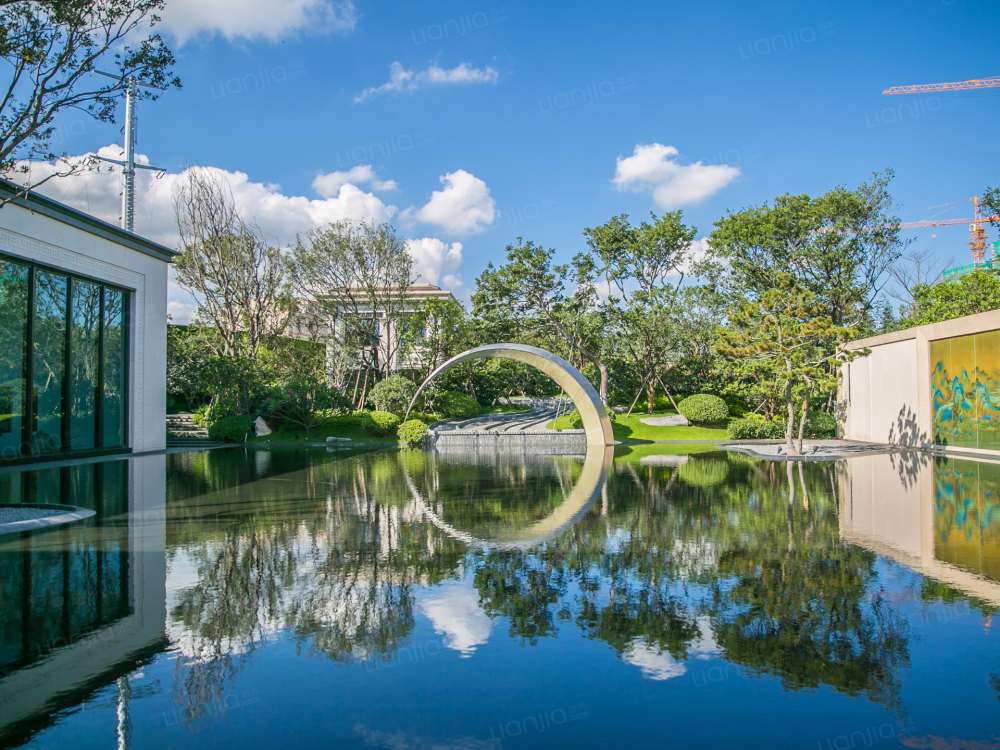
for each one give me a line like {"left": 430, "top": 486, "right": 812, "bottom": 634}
{"left": 0, "top": 446, "right": 998, "bottom": 748}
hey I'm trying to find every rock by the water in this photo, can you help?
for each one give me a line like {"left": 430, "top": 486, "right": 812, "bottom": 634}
{"left": 254, "top": 416, "right": 271, "bottom": 436}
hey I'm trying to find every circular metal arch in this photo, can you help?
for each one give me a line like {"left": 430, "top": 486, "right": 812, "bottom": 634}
{"left": 404, "top": 343, "right": 615, "bottom": 447}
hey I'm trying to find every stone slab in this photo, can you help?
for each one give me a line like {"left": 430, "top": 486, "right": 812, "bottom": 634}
{"left": 639, "top": 415, "right": 689, "bottom": 427}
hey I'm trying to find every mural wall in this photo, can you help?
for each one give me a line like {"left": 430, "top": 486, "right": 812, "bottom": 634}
{"left": 930, "top": 330, "right": 1000, "bottom": 450}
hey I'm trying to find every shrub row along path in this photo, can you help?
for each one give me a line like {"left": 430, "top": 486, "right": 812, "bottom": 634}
{"left": 431, "top": 397, "right": 576, "bottom": 434}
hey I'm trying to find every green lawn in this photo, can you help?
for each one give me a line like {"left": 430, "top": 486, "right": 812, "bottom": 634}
{"left": 548, "top": 408, "right": 730, "bottom": 442}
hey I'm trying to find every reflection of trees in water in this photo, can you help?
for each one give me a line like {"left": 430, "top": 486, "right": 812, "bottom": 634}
{"left": 470, "top": 453, "right": 909, "bottom": 711}
{"left": 164, "top": 449, "right": 467, "bottom": 726}
{"left": 164, "top": 448, "right": 913, "bottom": 719}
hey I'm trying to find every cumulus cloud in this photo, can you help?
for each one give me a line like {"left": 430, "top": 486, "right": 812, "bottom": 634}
{"left": 405, "top": 237, "right": 463, "bottom": 289}
{"left": 354, "top": 61, "right": 499, "bottom": 104}
{"left": 9, "top": 145, "right": 397, "bottom": 249}
{"left": 612, "top": 143, "right": 739, "bottom": 210}
{"left": 312, "top": 165, "right": 397, "bottom": 197}
{"left": 157, "top": 0, "right": 357, "bottom": 44}
{"left": 420, "top": 583, "right": 492, "bottom": 657}
{"left": 403, "top": 169, "right": 495, "bottom": 235}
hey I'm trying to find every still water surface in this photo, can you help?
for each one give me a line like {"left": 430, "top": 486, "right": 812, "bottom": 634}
{"left": 0, "top": 445, "right": 998, "bottom": 749}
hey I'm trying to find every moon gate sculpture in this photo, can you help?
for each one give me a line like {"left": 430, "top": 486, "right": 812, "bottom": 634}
{"left": 404, "top": 343, "right": 615, "bottom": 447}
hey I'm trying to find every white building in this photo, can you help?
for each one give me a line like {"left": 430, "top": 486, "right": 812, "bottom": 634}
{"left": 289, "top": 283, "right": 458, "bottom": 375}
{"left": 0, "top": 180, "right": 174, "bottom": 464}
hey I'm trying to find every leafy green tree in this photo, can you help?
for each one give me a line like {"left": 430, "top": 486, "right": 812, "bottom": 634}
{"left": 717, "top": 276, "right": 858, "bottom": 453}
{"left": 901, "top": 270, "right": 1000, "bottom": 328}
{"left": 585, "top": 212, "right": 694, "bottom": 412}
{"left": 0, "top": 0, "right": 180, "bottom": 188}
{"left": 473, "top": 239, "right": 611, "bottom": 403}
{"left": 709, "top": 170, "right": 907, "bottom": 330}
{"left": 166, "top": 325, "right": 215, "bottom": 408}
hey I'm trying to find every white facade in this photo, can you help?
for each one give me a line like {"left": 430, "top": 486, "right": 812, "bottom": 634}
{"left": 0, "top": 183, "right": 173, "bottom": 458}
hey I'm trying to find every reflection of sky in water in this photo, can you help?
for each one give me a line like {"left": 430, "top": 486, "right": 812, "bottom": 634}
{"left": 419, "top": 580, "right": 493, "bottom": 657}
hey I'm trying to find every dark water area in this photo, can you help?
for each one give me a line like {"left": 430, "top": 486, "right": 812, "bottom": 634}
{"left": 0, "top": 444, "right": 998, "bottom": 749}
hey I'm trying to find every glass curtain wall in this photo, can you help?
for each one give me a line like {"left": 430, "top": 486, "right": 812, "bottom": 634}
{"left": 0, "top": 252, "right": 129, "bottom": 460}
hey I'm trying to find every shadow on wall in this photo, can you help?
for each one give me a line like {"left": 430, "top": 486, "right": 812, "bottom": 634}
{"left": 887, "top": 407, "right": 931, "bottom": 490}
{"left": 887, "top": 406, "right": 927, "bottom": 448}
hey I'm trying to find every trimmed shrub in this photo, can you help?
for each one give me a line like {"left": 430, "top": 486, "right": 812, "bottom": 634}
{"left": 361, "top": 411, "right": 400, "bottom": 436}
{"left": 727, "top": 417, "right": 785, "bottom": 440}
{"left": 369, "top": 375, "right": 417, "bottom": 416}
{"left": 435, "top": 391, "right": 481, "bottom": 419}
{"left": 677, "top": 394, "right": 729, "bottom": 425}
{"left": 397, "top": 419, "right": 429, "bottom": 446}
{"left": 208, "top": 415, "right": 253, "bottom": 443}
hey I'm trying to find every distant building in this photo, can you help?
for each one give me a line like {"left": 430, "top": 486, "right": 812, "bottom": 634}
{"left": 840, "top": 310, "right": 1000, "bottom": 456}
{"left": 289, "top": 283, "right": 457, "bottom": 374}
{"left": 0, "top": 180, "right": 174, "bottom": 464}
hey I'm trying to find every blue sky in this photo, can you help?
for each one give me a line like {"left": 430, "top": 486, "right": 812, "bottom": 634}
{"left": 25, "top": 0, "right": 1000, "bottom": 320}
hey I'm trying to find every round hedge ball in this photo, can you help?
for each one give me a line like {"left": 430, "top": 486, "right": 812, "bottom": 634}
{"left": 677, "top": 394, "right": 729, "bottom": 425}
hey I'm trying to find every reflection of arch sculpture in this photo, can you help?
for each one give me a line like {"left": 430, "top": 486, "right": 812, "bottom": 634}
{"left": 405, "top": 344, "right": 615, "bottom": 447}
{"left": 404, "top": 446, "right": 615, "bottom": 550}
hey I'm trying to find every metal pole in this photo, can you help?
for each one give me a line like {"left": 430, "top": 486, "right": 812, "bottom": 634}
{"left": 121, "top": 79, "right": 137, "bottom": 233}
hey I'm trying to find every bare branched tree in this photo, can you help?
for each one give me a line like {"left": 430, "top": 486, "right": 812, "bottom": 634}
{"left": 0, "top": 1, "right": 179, "bottom": 196}
{"left": 291, "top": 221, "right": 417, "bottom": 385}
{"left": 887, "top": 247, "right": 953, "bottom": 315}
{"left": 173, "top": 170, "right": 292, "bottom": 359}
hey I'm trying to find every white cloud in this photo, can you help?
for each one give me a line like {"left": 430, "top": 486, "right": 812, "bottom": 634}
{"left": 9, "top": 145, "right": 397, "bottom": 249}
{"left": 313, "top": 165, "right": 397, "bottom": 197}
{"left": 9, "top": 146, "right": 400, "bottom": 320}
{"left": 167, "top": 300, "right": 198, "bottom": 325}
{"left": 612, "top": 143, "right": 739, "bottom": 210}
{"left": 420, "top": 583, "right": 492, "bottom": 657}
{"left": 405, "top": 237, "right": 463, "bottom": 289}
{"left": 157, "top": 0, "right": 357, "bottom": 44}
{"left": 354, "top": 61, "right": 499, "bottom": 104}
{"left": 404, "top": 169, "right": 495, "bottom": 235}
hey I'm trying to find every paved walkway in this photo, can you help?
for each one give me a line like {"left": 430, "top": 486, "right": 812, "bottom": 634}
{"left": 430, "top": 397, "right": 576, "bottom": 435}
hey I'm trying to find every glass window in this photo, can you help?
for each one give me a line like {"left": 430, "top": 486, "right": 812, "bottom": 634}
{"left": 32, "top": 271, "right": 67, "bottom": 454}
{"left": 70, "top": 281, "right": 101, "bottom": 449}
{"left": 103, "top": 288, "right": 125, "bottom": 448}
{"left": 0, "top": 260, "right": 28, "bottom": 459}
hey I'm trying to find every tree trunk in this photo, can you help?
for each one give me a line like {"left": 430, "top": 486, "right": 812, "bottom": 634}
{"left": 784, "top": 379, "right": 798, "bottom": 455}
{"left": 796, "top": 382, "right": 812, "bottom": 455}
{"left": 646, "top": 381, "right": 656, "bottom": 414}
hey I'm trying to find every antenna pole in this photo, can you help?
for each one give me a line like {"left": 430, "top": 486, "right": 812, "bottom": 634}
{"left": 92, "top": 71, "right": 166, "bottom": 233}
{"left": 121, "top": 78, "right": 137, "bottom": 233}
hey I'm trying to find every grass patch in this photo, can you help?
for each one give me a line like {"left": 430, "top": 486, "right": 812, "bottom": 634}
{"left": 548, "top": 408, "right": 729, "bottom": 442}
{"left": 613, "top": 443, "right": 725, "bottom": 463}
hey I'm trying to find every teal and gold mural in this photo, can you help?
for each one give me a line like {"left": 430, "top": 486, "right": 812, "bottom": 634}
{"left": 930, "top": 330, "right": 1000, "bottom": 450}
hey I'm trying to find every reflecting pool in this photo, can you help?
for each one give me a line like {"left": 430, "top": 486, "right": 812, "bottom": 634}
{"left": 1, "top": 445, "right": 998, "bottom": 749}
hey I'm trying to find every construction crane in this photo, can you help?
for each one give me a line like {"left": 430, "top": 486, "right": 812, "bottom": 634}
{"left": 899, "top": 198, "right": 999, "bottom": 267}
{"left": 883, "top": 76, "right": 1000, "bottom": 95}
